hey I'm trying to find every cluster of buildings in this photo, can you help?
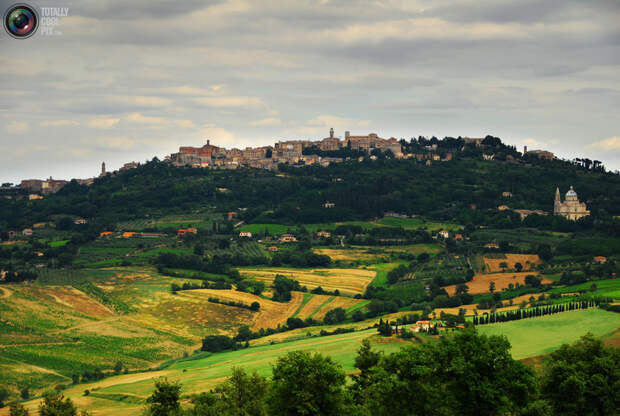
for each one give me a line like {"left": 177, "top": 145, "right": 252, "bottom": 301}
{"left": 20, "top": 177, "right": 69, "bottom": 196}
{"left": 6, "top": 161, "right": 141, "bottom": 200}
{"left": 168, "top": 129, "right": 404, "bottom": 170}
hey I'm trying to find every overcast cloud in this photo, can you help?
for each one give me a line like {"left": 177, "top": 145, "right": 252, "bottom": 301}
{"left": 1, "top": 0, "right": 619, "bottom": 182}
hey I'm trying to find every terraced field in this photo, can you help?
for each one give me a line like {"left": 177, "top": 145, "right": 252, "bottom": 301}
{"left": 239, "top": 267, "right": 376, "bottom": 296}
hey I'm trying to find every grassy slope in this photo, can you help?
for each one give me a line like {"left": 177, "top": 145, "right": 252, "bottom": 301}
{"left": 9, "top": 330, "right": 409, "bottom": 416}
{"left": 547, "top": 278, "right": 620, "bottom": 298}
{"left": 0, "top": 267, "right": 260, "bottom": 396}
{"left": 478, "top": 309, "right": 620, "bottom": 359}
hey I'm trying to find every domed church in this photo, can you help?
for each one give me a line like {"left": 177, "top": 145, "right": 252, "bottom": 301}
{"left": 554, "top": 186, "right": 590, "bottom": 220}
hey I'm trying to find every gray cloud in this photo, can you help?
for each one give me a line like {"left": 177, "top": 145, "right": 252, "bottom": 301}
{"left": 1, "top": 0, "right": 619, "bottom": 182}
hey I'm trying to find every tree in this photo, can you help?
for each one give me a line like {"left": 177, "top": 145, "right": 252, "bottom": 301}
{"left": 250, "top": 301, "right": 260, "bottom": 311}
{"left": 272, "top": 275, "right": 299, "bottom": 302}
{"left": 525, "top": 275, "right": 542, "bottom": 288}
{"left": 499, "top": 261, "right": 508, "bottom": 272}
{"left": 9, "top": 403, "right": 30, "bottom": 416}
{"left": 489, "top": 281, "right": 495, "bottom": 293}
{"left": 514, "top": 262, "right": 523, "bottom": 272}
{"left": 268, "top": 351, "right": 346, "bottom": 416}
{"left": 365, "top": 329, "right": 537, "bottom": 416}
{"left": 541, "top": 333, "right": 620, "bottom": 415}
{"left": 145, "top": 378, "right": 182, "bottom": 416}
{"left": 114, "top": 361, "right": 123, "bottom": 374}
{"left": 323, "top": 307, "right": 346, "bottom": 325}
{"left": 201, "top": 335, "right": 235, "bottom": 352}
{"left": 251, "top": 281, "right": 266, "bottom": 296}
{"left": 235, "top": 325, "right": 252, "bottom": 342}
{"left": 352, "top": 310, "right": 365, "bottom": 322}
{"left": 537, "top": 244, "right": 553, "bottom": 261}
{"left": 455, "top": 283, "right": 469, "bottom": 295}
{"left": 9, "top": 402, "right": 30, "bottom": 416}
{"left": 20, "top": 388, "right": 29, "bottom": 400}
{"left": 466, "top": 268, "right": 475, "bottom": 281}
{"left": 0, "top": 387, "right": 8, "bottom": 408}
{"left": 417, "top": 252, "right": 430, "bottom": 263}
{"left": 212, "top": 367, "right": 269, "bottom": 416}
{"left": 39, "top": 392, "right": 77, "bottom": 416}
{"left": 349, "top": 339, "right": 381, "bottom": 405}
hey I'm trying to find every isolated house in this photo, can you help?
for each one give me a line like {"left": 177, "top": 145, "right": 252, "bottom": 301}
{"left": 239, "top": 231, "right": 252, "bottom": 238}
{"left": 279, "top": 234, "right": 297, "bottom": 243}
{"left": 177, "top": 228, "right": 197, "bottom": 236}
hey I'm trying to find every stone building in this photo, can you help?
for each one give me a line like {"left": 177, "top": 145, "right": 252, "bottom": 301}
{"left": 554, "top": 186, "right": 590, "bottom": 220}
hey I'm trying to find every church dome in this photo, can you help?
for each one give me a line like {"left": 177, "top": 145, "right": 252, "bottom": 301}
{"left": 566, "top": 186, "right": 577, "bottom": 197}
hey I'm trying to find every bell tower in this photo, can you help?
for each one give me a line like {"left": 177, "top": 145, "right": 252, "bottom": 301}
{"left": 100, "top": 162, "right": 106, "bottom": 177}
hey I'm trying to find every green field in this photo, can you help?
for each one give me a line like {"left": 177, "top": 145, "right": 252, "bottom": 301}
{"left": 370, "top": 262, "right": 405, "bottom": 288}
{"left": 238, "top": 223, "right": 293, "bottom": 235}
{"left": 377, "top": 217, "right": 461, "bottom": 231}
{"left": 547, "top": 278, "right": 620, "bottom": 299}
{"left": 478, "top": 309, "right": 620, "bottom": 359}
{"left": 49, "top": 239, "right": 70, "bottom": 247}
{"left": 16, "top": 329, "right": 409, "bottom": 416}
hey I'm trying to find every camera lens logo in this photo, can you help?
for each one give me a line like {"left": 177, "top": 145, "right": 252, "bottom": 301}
{"left": 4, "top": 3, "right": 38, "bottom": 39}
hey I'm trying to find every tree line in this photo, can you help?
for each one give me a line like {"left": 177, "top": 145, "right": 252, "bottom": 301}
{"left": 473, "top": 299, "right": 600, "bottom": 325}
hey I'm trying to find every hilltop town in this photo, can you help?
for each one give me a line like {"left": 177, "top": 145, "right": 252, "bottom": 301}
{"left": 4, "top": 130, "right": 578, "bottom": 201}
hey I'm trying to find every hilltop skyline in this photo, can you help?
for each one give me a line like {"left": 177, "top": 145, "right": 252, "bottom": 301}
{"left": 1, "top": 0, "right": 619, "bottom": 182}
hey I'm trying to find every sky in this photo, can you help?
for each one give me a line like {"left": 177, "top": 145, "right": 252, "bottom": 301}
{"left": 1, "top": 0, "right": 619, "bottom": 183}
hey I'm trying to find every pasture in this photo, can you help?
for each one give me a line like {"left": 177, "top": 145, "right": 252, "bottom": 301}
{"left": 8, "top": 329, "right": 409, "bottom": 416}
{"left": 376, "top": 217, "right": 461, "bottom": 231}
{"left": 478, "top": 308, "right": 620, "bottom": 359}
{"left": 238, "top": 223, "right": 293, "bottom": 235}
{"left": 239, "top": 267, "right": 376, "bottom": 296}
{"left": 547, "top": 278, "right": 620, "bottom": 299}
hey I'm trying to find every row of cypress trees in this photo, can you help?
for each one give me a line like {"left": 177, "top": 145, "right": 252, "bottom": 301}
{"left": 473, "top": 299, "right": 600, "bottom": 325}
